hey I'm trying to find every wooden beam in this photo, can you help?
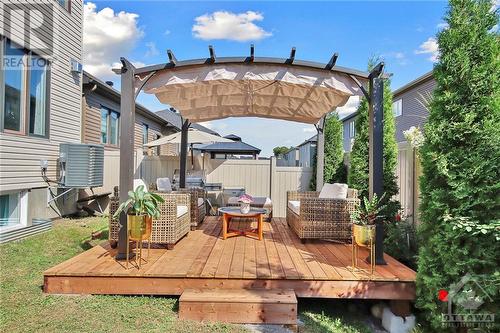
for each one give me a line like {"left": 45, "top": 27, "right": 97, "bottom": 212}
{"left": 325, "top": 52, "right": 339, "bottom": 70}
{"left": 167, "top": 49, "right": 177, "bottom": 65}
{"left": 250, "top": 44, "right": 255, "bottom": 62}
{"left": 316, "top": 116, "right": 325, "bottom": 191}
{"left": 286, "top": 47, "right": 296, "bottom": 64}
{"left": 179, "top": 119, "right": 190, "bottom": 188}
{"left": 208, "top": 45, "right": 216, "bottom": 63}
{"left": 116, "top": 58, "right": 136, "bottom": 260}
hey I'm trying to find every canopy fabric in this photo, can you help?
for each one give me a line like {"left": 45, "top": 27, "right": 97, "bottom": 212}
{"left": 144, "top": 129, "right": 232, "bottom": 147}
{"left": 139, "top": 64, "right": 367, "bottom": 124}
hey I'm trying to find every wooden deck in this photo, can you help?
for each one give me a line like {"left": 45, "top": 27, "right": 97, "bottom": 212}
{"left": 44, "top": 217, "right": 416, "bottom": 300}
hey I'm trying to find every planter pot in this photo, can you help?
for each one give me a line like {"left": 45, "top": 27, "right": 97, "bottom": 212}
{"left": 240, "top": 202, "right": 251, "bottom": 214}
{"left": 353, "top": 224, "right": 376, "bottom": 247}
{"left": 127, "top": 214, "right": 152, "bottom": 240}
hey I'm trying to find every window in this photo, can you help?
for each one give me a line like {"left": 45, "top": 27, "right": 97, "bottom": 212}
{"left": 1, "top": 37, "right": 49, "bottom": 137}
{"left": 142, "top": 124, "right": 149, "bottom": 144}
{"left": 57, "top": 0, "right": 71, "bottom": 12}
{"left": 100, "top": 107, "right": 119, "bottom": 145}
{"left": 0, "top": 193, "right": 20, "bottom": 228}
{"left": 349, "top": 120, "right": 356, "bottom": 138}
{"left": 154, "top": 134, "right": 161, "bottom": 155}
{"left": 393, "top": 99, "right": 402, "bottom": 117}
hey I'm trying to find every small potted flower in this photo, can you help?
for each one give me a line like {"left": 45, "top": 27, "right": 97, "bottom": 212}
{"left": 351, "top": 193, "right": 386, "bottom": 246}
{"left": 112, "top": 185, "right": 164, "bottom": 240}
{"left": 237, "top": 194, "right": 253, "bottom": 214}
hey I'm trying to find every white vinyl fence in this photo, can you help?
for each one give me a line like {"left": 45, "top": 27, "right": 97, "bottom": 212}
{"left": 101, "top": 151, "right": 312, "bottom": 217}
{"left": 395, "top": 142, "right": 421, "bottom": 224}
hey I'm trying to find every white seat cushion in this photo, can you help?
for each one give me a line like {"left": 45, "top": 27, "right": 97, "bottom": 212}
{"left": 156, "top": 177, "right": 172, "bottom": 193}
{"left": 177, "top": 205, "right": 188, "bottom": 218}
{"left": 287, "top": 200, "right": 300, "bottom": 215}
{"left": 319, "top": 183, "right": 348, "bottom": 199}
{"left": 197, "top": 198, "right": 204, "bottom": 207}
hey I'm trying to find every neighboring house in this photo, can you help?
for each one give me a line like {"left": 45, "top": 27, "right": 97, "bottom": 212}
{"left": 82, "top": 71, "right": 178, "bottom": 155}
{"left": 297, "top": 135, "right": 317, "bottom": 167}
{"left": 341, "top": 112, "right": 357, "bottom": 153}
{"left": 392, "top": 71, "right": 435, "bottom": 224}
{"left": 278, "top": 147, "right": 299, "bottom": 166}
{"left": 392, "top": 71, "right": 434, "bottom": 142}
{"left": 195, "top": 134, "right": 261, "bottom": 159}
{"left": 0, "top": 0, "right": 84, "bottom": 239}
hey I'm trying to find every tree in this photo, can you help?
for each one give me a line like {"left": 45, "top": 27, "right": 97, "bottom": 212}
{"left": 347, "top": 59, "right": 399, "bottom": 220}
{"left": 324, "top": 113, "right": 347, "bottom": 183}
{"left": 416, "top": 1, "right": 500, "bottom": 331}
{"left": 273, "top": 146, "right": 289, "bottom": 157}
{"left": 309, "top": 113, "right": 347, "bottom": 190}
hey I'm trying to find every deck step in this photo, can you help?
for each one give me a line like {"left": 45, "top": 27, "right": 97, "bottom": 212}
{"left": 179, "top": 289, "right": 297, "bottom": 325}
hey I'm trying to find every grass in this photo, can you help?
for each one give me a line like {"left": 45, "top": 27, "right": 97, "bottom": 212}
{"left": 0, "top": 216, "right": 374, "bottom": 333}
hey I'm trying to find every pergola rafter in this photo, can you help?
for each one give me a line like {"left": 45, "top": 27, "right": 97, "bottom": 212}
{"left": 115, "top": 47, "right": 387, "bottom": 265}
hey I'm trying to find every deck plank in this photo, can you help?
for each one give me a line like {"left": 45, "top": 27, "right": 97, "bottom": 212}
{"left": 43, "top": 216, "right": 417, "bottom": 300}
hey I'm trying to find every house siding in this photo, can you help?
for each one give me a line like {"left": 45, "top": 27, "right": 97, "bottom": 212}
{"left": 394, "top": 76, "right": 435, "bottom": 142}
{"left": 298, "top": 142, "right": 316, "bottom": 167}
{"left": 0, "top": 0, "right": 83, "bottom": 192}
{"left": 82, "top": 89, "right": 166, "bottom": 152}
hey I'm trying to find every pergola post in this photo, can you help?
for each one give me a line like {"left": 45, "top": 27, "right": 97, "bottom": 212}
{"left": 116, "top": 58, "right": 136, "bottom": 260}
{"left": 315, "top": 116, "right": 325, "bottom": 191}
{"left": 368, "top": 74, "right": 386, "bottom": 265}
{"left": 179, "top": 119, "right": 190, "bottom": 188}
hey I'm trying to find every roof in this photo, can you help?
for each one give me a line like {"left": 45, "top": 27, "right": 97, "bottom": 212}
{"left": 155, "top": 109, "right": 219, "bottom": 135}
{"left": 83, "top": 71, "right": 171, "bottom": 127}
{"left": 340, "top": 111, "right": 358, "bottom": 123}
{"left": 393, "top": 70, "right": 434, "bottom": 97}
{"left": 195, "top": 141, "right": 261, "bottom": 154}
{"left": 297, "top": 135, "right": 318, "bottom": 147}
{"left": 224, "top": 134, "right": 241, "bottom": 141}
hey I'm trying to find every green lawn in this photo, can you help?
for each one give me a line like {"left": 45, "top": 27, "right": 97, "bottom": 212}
{"left": 0, "top": 216, "right": 373, "bottom": 333}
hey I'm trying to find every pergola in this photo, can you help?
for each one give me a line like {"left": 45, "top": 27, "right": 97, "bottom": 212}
{"left": 114, "top": 46, "right": 387, "bottom": 264}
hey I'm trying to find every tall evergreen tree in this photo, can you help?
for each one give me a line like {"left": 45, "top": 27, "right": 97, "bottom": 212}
{"left": 347, "top": 60, "right": 399, "bottom": 220}
{"left": 324, "top": 113, "right": 347, "bottom": 184}
{"left": 416, "top": 0, "right": 500, "bottom": 331}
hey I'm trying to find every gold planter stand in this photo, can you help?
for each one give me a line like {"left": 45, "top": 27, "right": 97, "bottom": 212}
{"left": 351, "top": 224, "right": 376, "bottom": 276}
{"left": 126, "top": 214, "right": 152, "bottom": 269}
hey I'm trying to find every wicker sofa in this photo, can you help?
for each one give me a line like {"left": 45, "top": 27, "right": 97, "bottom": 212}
{"left": 286, "top": 188, "right": 359, "bottom": 242}
{"left": 109, "top": 192, "right": 191, "bottom": 249}
{"left": 176, "top": 187, "right": 206, "bottom": 230}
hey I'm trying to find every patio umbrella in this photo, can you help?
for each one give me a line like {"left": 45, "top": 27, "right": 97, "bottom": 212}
{"left": 144, "top": 129, "right": 232, "bottom": 168}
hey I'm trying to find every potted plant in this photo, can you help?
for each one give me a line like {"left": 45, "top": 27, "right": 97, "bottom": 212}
{"left": 237, "top": 194, "right": 253, "bottom": 214}
{"left": 351, "top": 193, "right": 386, "bottom": 246}
{"left": 112, "top": 185, "right": 164, "bottom": 240}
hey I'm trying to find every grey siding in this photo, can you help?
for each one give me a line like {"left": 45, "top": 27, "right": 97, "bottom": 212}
{"left": 298, "top": 142, "right": 316, "bottom": 167}
{"left": 82, "top": 90, "right": 167, "bottom": 152}
{"left": 342, "top": 117, "right": 356, "bottom": 152}
{"left": 0, "top": 0, "right": 83, "bottom": 192}
{"left": 394, "top": 77, "right": 435, "bottom": 142}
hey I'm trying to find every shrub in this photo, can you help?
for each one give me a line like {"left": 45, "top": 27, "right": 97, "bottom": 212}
{"left": 416, "top": 0, "right": 500, "bottom": 331}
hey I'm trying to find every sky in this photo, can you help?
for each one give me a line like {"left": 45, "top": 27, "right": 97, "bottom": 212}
{"left": 83, "top": 0, "right": 448, "bottom": 157}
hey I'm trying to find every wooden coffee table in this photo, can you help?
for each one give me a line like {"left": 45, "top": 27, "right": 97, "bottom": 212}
{"left": 218, "top": 207, "right": 267, "bottom": 240}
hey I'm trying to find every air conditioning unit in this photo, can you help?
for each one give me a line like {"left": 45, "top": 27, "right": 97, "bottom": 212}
{"left": 59, "top": 143, "right": 104, "bottom": 188}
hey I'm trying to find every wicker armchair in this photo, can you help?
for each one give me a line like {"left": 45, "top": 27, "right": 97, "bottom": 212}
{"left": 176, "top": 188, "right": 206, "bottom": 230}
{"left": 109, "top": 192, "right": 191, "bottom": 249}
{"left": 286, "top": 188, "right": 360, "bottom": 242}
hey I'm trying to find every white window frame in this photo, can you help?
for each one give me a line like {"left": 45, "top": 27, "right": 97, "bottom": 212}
{"left": 349, "top": 121, "right": 355, "bottom": 138}
{"left": 393, "top": 98, "right": 402, "bottom": 117}
{"left": 100, "top": 106, "right": 120, "bottom": 146}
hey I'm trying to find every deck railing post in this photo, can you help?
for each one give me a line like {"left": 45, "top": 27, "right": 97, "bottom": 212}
{"left": 369, "top": 76, "right": 386, "bottom": 265}
{"left": 116, "top": 59, "right": 136, "bottom": 260}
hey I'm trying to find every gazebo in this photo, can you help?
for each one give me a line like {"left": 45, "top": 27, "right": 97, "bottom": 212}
{"left": 114, "top": 46, "right": 387, "bottom": 264}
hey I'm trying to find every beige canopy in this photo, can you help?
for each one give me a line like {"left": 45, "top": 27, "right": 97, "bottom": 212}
{"left": 139, "top": 63, "right": 367, "bottom": 124}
